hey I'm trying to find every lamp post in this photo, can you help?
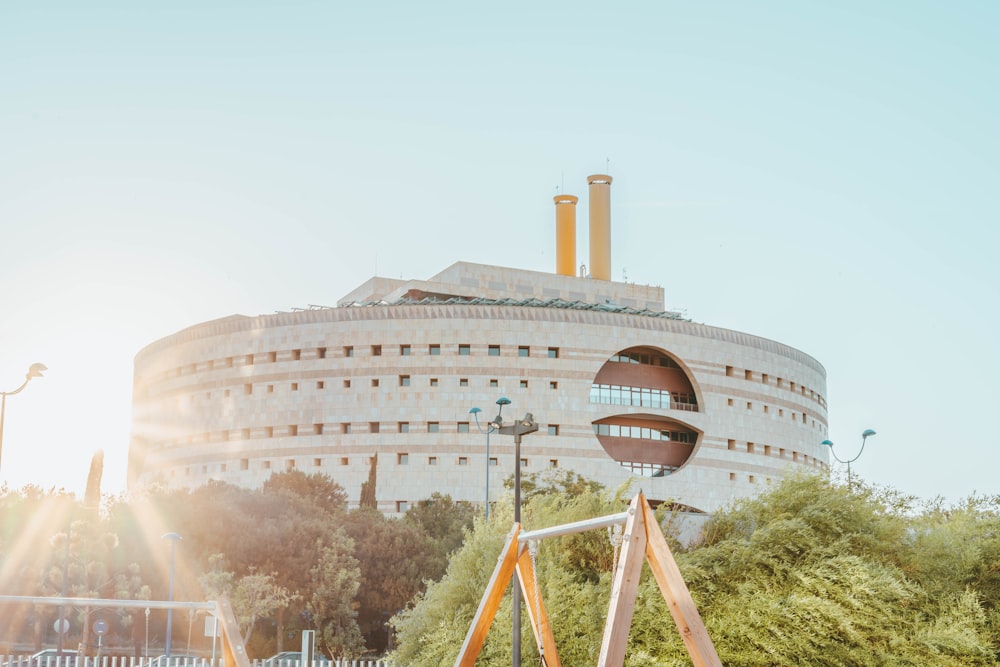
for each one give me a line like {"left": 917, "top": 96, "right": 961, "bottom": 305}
{"left": 0, "top": 362, "right": 47, "bottom": 475}
{"left": 488, "top": 397, "right": 538, "bottom": 667}
{"left": 468, "top": 406, "right": 498, "bottom": 520}
{"left": 821, "top": 428, "right": 876, "bottom": 488}
{"left": 162, "top": 532, "right": 182, "bottom": 656}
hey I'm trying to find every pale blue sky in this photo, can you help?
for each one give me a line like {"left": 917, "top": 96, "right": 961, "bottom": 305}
{"left": 1, "top": 1, "right": 997, "bottom": 502}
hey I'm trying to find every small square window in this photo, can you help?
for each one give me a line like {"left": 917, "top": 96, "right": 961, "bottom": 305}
{"left": 372, "top": 378, "right": 380, "bottom": 387}
{"left": 268, "top": 351, "right": 277, "bottom": 363}
{"left": 489, "top": 379, "right": 498, "bottom": 388}
{"left": 458, "top": 344, "right": 471, "bottom": 356}
{"left": 340, "top": 457, "right": 349, "bottom": 465}
{"left": 764, "top": 445, "right": 772, "bottom": 456}
{"left": 224, "top": 389, "right": 231, "bottom": 397}
{"left": 761, "top": 373, "right": 768, "bottom": 384}
{"left": 241, "top": 428, "right": 250, "bottom": 440}
{"left": 549, "top": 459, "right": 558, "bottom": 468}
{"left": 265, "top": 426, "right": 273, "bottom": 437}
{"left": 344, "top": 346, "right": 354, "bottom": 357}
{"left": 342, "top": 423, "right": 351, "bottom": 434}
{"left": 547, "top": 425, "right": 559, "bottom": 436}
{"left": 246, "top": 354, "right": 254, "bottom": 365}
{"left": 747, "top": 442, "right": 755, "bottom": 454}
{"left": 428, "top": 422, "right": 440, "bottom": 433}
{"left": 317, "top": 381, "right": 325, "bottom": 389}
{"left": 729, "top": 472, "right": 736, "bottom": 481}
{"left": 370, "top": 422, "right": 380, "bottom": 434}
{"left": 547, "top": 347, "right": 559, "bottom": 358}
{"left": 267, "top": 385, "right": 274, "bottom": 394}
{"left": 220, "top": 463, "right": 227, "bottom": 472}
{"left": 262, "top": 460, "right": 271, "bottom": 470}
{"left": 746, "top": 402, "right": 752, "bottom": 410}
{"left": 317, "top": 347, "right": 327, "bottom": 359}
{"left": 518, "top": 346, "right": 530, "bottom": 357}
{"left": 292, "top": 349, "right": 301, "bottom": 361}
{"left": 289, "top": 425, "right": 298, "bottom": 436}
{"left": 430, "top": 378, "right": 439, "bottom": 387}
{"left": 745, "top": 369, "right": 753, "bottom": 380}
{"left": 397, "top": 453, "right": 409, "bottom": 465}
{"left": 520, "top": 458, "right": 528, "bottom": 468}
{"left": 488, "top": 345, "right": 500, "bottom": 357}
{"left": 286, "top": 459, "right": 296, "bottom": 470}
{"left": 549, "top": 381, "right": 558, "bottom": 389}
{"left": 371, "top": 345, "right": 382, "bottom": 356}
{"left": 396, "top": 501, "right": 409, "bottom": 512}
{"left": 725, "top": 365, "right": 733, "bottom": 376}
{"left": 343, "top": 379, "right": 351, "bottom": 388}
{"left": 749, "top": 475, "right": 756, "bottom": 483}
{"left": 458, "top": 422, "right": 470, "bottom": 433}
{"left": 313, "top": 458, "right": 322, "bottom": 467}
{"left": 240, "top": 458, "right": 249, "bottom": 470}
{"left": 428, "top": 456, "right": 438, "bottom": 465}
{"left": 728, "top": 439, "right": 736, "bottom": 450}
{"left": 460, "top": 378, "right": 469, "bottom": 387}
{"left": 399, "top": 375, "right": 410, "bottom": 387}
{"left": 291, "top": 382, "right": 299, "bottom": 391}
{"left": 429, "top": 344, "right": 441, "bottom": 355}
{"left": 458, "top": 456, "right": 469, "bottom": 466}
{"left": 489, "top": 457, "right": 498, "bottom": 466}
{"left": 314, "top": 424, "right": 323, "bottom": 435}
{"left": 519, "top": 380, "right": 528, "bottom": 388}
{"left": 400, "top": 345, "right": 411, "bottom": 356}
{"left": 398, "top": 422, "right": 409, "bottom": 433}
{"left": 727, "top": 398, "right": 734, "bottom": 406}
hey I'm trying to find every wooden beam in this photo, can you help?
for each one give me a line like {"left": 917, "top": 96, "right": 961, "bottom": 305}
{"left": 453, "top": 525, "right": 523, "bottom": 667}
{"left": 516, "top": 546, "right": 561, "bottom": 667}
{"left": 215, "top": 596, "right": 251, "bottom": 667}
{"left": 597, "top": 495, "right": 647, "bottom": 667}
{"left": 640, "top": 494, "right": 721, "bottom": 667}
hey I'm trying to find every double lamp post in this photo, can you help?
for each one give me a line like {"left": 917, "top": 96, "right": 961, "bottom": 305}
{"left": 469, "top": 397, "right": 537, "bottom": 667}
{"left": 0, "top": 362, "right": 47, "bottom": 475}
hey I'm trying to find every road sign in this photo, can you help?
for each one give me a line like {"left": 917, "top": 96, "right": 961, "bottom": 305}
{"left": 93, "top": 619, "right": 108, "bottom": 636}
{"left": 54, "top": 618, "right": 69, "bottom": 634}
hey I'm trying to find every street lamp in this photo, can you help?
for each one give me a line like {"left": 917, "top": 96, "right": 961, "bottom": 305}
{"left": 0, "top": 362, "right": 47, "bottom": 475}
{"left": 162, "top": 532, "right": 182, "bottom": 656}
{"left": 821, "top": 428, "right": 876, "bottom": 488}
{"left": 468, "top": 406, "right": 497, "bottom": 520}
{"left": 489, "top": 397, "right": 537, "bottom": 667}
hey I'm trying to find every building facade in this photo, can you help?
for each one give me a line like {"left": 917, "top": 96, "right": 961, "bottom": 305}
{"left": 128, "top": 260, "right": 829, "bottom": 515}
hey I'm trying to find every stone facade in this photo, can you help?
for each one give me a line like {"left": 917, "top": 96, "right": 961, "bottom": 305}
{"left": 128, "top": 263, "right": 828, "bottom": 515}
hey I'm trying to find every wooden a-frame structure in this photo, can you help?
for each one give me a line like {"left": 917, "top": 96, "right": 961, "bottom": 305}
{"left": 453, "top": 491, "right": 721, "bottom": 667}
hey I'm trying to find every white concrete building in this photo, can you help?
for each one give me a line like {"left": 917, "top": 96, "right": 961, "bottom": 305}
{"left": 128, "top": 175, "right": 829, "bottom": 515}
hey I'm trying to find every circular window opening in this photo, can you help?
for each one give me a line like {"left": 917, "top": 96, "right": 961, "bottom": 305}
{"left": 591, "top": 346, "right": 698, "bottom": 412}
{"left": 592, "top": 415, "right": 701, "bottom": 477}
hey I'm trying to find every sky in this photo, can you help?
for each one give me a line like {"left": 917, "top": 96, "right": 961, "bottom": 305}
{"left": 1, "top": 1, "right": 997, "bottom": 504}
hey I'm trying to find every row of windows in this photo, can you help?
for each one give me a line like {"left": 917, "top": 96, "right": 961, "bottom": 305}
{"left": 174, "top": 454, "right": 560, "bottom": 482}
{"left": 618, "top": 461, "right": 678, "bottom": 477}
{"left": 188, "top": 377, "right": 561, "bottom": 402}
{"left": 592, "top": 423, "right": 695, "bottom": 443}
{"left": 589, "top": 384, "right": 698, "bottom": 411}
{"left": 726, "top": 439, "right": 826, "bottom": 466}
{"left": 609, "top": 351, "right": 681, "bottom": 369}
{"left": 152, "top": 422, "right": 561, "bottom": 448}
{"left": 162, "top": 345, "right": 562, "bottom": 380}
{"left": 724, "top": 365, "right": 825, "bottom": 408}
{"left": 726, "top": 398, "right": 827, "bottom": 432}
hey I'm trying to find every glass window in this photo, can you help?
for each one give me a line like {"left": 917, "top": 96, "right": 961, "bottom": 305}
{"left": 398, "top": 422, "right": 409, "bottom": 433}
{"left": 397, "top": 453, "right": 408, "bottom": 464}
{"left": 518, "top": 346, "right": 530, "bottom": 357}
{"left": 400, "top": 345, "right": 411, "bottom": 356}
{"left": 459, "top": 344, "right": 471, "bottom": 356}
{"left": 399, "top": 375, "right": 410, "bottom": 386}
{"left": 488, "top": 345, "right": 500, "bottom": 356}
{"left": 429, "top": 344, "right": 441, "bottom": 355}
{"left": 548, "top": 347, "right": 559, "bottom": 358}
{"left": 457, "top": 422, "right": 470, "bottom": 433}
{"left": 428, "top": 422, "right": 440, "bottom": 433}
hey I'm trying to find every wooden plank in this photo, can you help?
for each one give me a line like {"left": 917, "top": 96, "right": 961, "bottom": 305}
{"left": 516, "top": 546, "right": 561, "bottom": 667}
{"left": 453, "top": 525, "right": 523, "bottom": 667}
{"left": 597, "top": 495, "right": 647, "bottom": 667}
{"left": 640, "top": 494, "right": 721, "bottom": 667}
{"left": 215, "top": 595, "right": 251, "bottom": 667}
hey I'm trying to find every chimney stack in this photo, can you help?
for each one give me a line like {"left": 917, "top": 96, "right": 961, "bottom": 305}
{"left": 553, "top": 194, "right": 578, "bottom": 276}
{"left": 588, "top": 174, "right": 612, "bottom": 281}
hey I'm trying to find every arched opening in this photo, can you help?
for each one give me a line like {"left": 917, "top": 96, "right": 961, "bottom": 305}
{"left": 592, "top": 413, "right": 701, "bottom": 477}
{"left": 591, "top": 346, "right": 699, "bottom": 412}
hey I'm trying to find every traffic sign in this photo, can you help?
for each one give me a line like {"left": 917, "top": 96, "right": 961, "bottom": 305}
{"left": 53, "top": 618, "right": 69, "bottom": 634}
{"left": 93, "top": 619, "right": 108, "bottom": 636}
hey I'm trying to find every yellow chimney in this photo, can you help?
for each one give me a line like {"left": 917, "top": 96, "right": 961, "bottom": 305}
{"left": 588, "top": 174, "right": 612, "bottom": 281}
{"left": 553, "top": 194, "right": 578, "bottom": 276}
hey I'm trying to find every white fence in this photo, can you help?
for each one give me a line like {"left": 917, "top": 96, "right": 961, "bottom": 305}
{"left": 0, "top": 657, "right": 393, "bottom": 667}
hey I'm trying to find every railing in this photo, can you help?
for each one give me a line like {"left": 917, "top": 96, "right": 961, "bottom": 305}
{"left": 0, "top": 657, "right": 393, "bottom": 667}
{"left": 589, "top": 384, "right": 698, "bottom": 412}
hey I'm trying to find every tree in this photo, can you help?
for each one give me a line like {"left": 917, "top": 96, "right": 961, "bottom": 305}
{"left": 308, "top": 539, "right": 363, "bottom": 658}
{"left": 404, "top": 493, "right": 476, "bottom": 578}
{"left": 261, "top": 470, "right": 348, "bottom": 517}
{"left": 359, "top": 455, "right": 377, "bottom": 510}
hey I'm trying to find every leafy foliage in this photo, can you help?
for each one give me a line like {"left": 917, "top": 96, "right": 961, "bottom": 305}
{"left": 393, "top": 474, "right": 1000, "bottom": 666}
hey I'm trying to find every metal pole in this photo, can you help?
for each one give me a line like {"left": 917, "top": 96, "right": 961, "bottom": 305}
{"left": 512, "top": 432, "right": 521, "bottom": 667}
{"left": 484, "top": 431, "right": 491, "bottom": 521}
{"left": 57, "top": 519, "right": 71, "bottom": 652}
{"left": 166, "top": 539, "right": 176, "bottom": 656}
